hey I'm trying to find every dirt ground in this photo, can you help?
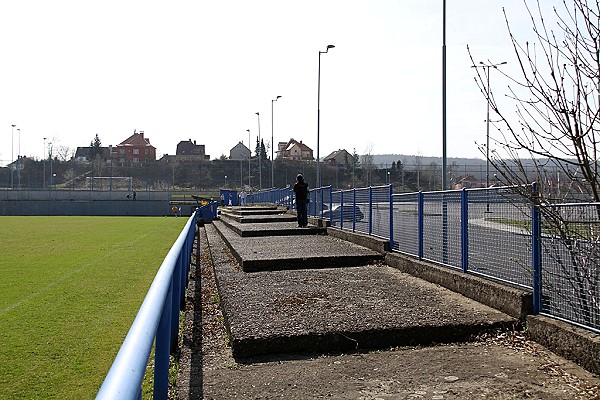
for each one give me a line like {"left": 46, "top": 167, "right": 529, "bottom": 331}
{"left": 176, "top": 227, "right": 600, "bottom": 400}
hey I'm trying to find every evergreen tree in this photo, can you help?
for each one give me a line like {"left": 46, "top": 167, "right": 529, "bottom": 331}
{"left": 89, "top": 134, "right": 102, "bottom": 159}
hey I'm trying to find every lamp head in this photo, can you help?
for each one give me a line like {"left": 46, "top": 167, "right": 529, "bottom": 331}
{"left": 327, "top": 45, "right": 335, "bottom": 49}
{"left": 276, "top": 95, "right": 282, "bottom": 100}
{"left": 256, "top": 112, "right": 259, "bottom": 116}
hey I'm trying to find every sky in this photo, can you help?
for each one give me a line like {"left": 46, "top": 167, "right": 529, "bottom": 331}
{"left": 0, "top": 0, "right": 564, "bottom": 167}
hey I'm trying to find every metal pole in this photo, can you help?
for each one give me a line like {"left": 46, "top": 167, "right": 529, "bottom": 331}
{"left": 317, "top": 45, "right": 334, "bottom": 189}
{"left": 246, "top": 129, "right": 251, "bottom": 188}
{"left": 43, "top": 137, "right": 47, "bottom": 189}
{"left": 486, "top": 65, "right": 491, "bottom": 211}
{"left": 11, "top": 124, "right": 16, "bottom": 189}
{"left": 256, "top": 112, "right": 262, "bottom": 190}
{"left": 17, "top": 128, "right": 21, "bottom": 189}
{"left": 442, "top": 0, "right": 447, "bottom": 191}
{"left": 271, "top": 96, "right": 281, "bottom": 189}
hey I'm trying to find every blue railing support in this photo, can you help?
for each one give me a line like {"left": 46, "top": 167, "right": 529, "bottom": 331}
{"left": 96, "top": 212, "right": 198, "bottom": 400}
{"left": 368, "top": 186, "right": 373, "bottom": 235}
{"left": 531, "top": 183, "right": 542, "bottom": 314}
{"left": 460, "top": 188, "right": 468, "bottom": 273}
{"left": 418, "top": 191, "right": 424, "bottom": 259}
{"left": 353, "top": 188, "right": 357, "bottom": 232}
{"left": 389, "top": 184, "right": 394, "bottom": 250}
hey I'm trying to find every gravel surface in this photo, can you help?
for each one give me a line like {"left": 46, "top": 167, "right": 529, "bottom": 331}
{"left": 176, "top": 224, "right": 600, "bottom": 399}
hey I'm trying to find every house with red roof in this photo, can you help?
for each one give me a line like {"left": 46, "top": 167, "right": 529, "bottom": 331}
{"left": 116, "top": 130, "right": 156, "bottom": 163}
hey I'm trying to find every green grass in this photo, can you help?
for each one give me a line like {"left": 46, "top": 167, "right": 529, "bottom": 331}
{"left": 0, "top": 216, "right": 187, "bottom": 399}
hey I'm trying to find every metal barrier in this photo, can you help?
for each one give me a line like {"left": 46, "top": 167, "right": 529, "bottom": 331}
{"left": 96, "top": 211, "right": 198, "bottom": 400}
{"left": 538, "top": 202, "right": 600, "bottom": 333}
{"left": 272, "top": 183, "right": 600, "bottom": 334}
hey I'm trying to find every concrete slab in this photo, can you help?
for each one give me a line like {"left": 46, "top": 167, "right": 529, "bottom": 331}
{"left": 219, "top": 212, "right": 297, "bottom": 224}
{"left": 220, "top": 217, "right": 327, "bottom": 237}
{"left": 205, "top": 224, "right": 517, "bottom": 359}
{"left": 213, "top": 220, "right": 382, "bottom": 272}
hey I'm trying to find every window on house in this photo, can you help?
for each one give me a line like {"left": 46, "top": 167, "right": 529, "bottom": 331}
{"left": 133, "top": 149, "right": 140, "bottom": 155}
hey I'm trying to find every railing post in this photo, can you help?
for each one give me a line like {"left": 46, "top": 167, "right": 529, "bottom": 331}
{"left": 353, "top": 188, "right": 357, "bottom": 232}
{"left": 389, "top": 184, "right": 394, "bottom": 251}
{"left": 418, "top": 191, "right": 424, "bottom": 259}
{"left": 154, "top": 280, "right": 173, "bottom": 400}
{"left": 532, "top": 182, "right": 542, "bottom": 314}
{"left": 340, "top": 191, "right": 344, "bottom": 230}
{"left": 171, "top": 254, "right": 182, "bottom": 349}
{"left": 368, "top": 186, "right": 373, "bottom": 235}
{"left": 329, "top": 187, "right": 333, "bottom": 225}
{"left": 461, "top": 188, "right": 468, "bottom": 273}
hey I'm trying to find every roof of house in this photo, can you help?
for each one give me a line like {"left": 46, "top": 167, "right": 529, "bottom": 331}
{"left": 118, "top": 130, "right": 154, "bottom": 147}
{"left": 324, "top": 149, "right": 350, "bottom": 161}
{"left": 285, "top": 139, "right": 312, "bottom": 152}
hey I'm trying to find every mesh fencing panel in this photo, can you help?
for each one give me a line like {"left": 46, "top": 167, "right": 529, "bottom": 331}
{"left": 421, "top": 191, "right": 462, "bottom": 268}
{"left": 540, "top": 203, "right": 600, "bottom": 333}
{"left": 467, "top": 188, "right": 532, "bottom": 287}
{"left": 392, "top": 193, "right": 419, "bottom": 257}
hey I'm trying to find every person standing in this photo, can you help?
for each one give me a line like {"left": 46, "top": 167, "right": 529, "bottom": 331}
{"left": 293, "top": 174, "right": 309, "bottom": 227}
{"left": 240, "top": 190, "right": 247, "bottom": 206}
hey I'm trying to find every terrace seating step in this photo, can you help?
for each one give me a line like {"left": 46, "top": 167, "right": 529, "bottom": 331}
{"left": 213, "top": 220, "right": 382, "bottom": 272}
{"left": 219, "top": 217, "right": 327, "bottom": 237}
{"left": 204, "top": 223, "right": 516, "bottom": 359}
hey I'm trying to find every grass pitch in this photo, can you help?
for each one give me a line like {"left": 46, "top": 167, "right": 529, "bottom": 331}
{"left": 0, "top": 216, "right": 187, "bottom": 399}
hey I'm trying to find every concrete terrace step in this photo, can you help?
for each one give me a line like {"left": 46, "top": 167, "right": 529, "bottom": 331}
{"left": 204, "top": 224, "right": 517, "bottom": 359}
{"left": 212, "top": 220, "right": 382, "bottom": 272}
{"left": 219, "top": 208, "right": 297, "bottom": 224}
{"left": 221, "top": 205, "right": 286, "bottom": 215}
{"left": 219, "top": 217, "right": 327, "bottom": 237}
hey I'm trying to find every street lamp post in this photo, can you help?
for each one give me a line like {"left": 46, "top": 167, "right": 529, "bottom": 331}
{"left": 17, "top": 128, "right": 21, "bottom": 189}
{"left": 11, "top": 124, "right": 16, "bottom": 189}
{"left": 471, "top": 60, "right": 507, "bottom": 212}
{"left": 246, "top": 129, "right": 251, "bottom": 188}
{"left": 256, "top": 112, "right": 262, "bottom": 190}
{"left": 317, "top": 44, "right": 335, "bottom": 189}
{"left": 271, "top": 95, "right": 281, "bottom": 188}
{"left": 43, "top": 137, "right": 47, "bottom": 189}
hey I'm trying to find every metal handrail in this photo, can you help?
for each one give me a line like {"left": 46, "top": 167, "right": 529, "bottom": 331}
{"left": 96, "top": 211, "right": 197, "bottom": 400}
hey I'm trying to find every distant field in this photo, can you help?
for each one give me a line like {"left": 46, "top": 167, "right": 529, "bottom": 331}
{"left": 0, "top": 216, "right": 187, "bottom": 399}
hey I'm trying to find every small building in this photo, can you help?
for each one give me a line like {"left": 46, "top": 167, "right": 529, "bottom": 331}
{"left": 277, "top": 139, "right": 314, "bottom": 161}
{"left": 176, "top": 139, "right": 210, "bottom": 162}
{"left": 323, "top": 149, "right": 354, "bottom": 166}
{"left": 116, "top": 130, "right": 156, "bottom": 163}
{"left": 74, "top": 146, "right": 115, "bottom": 162}
{"left": 453, "top": 174, "right": 483, "bottom": 189}
{"left": 230, "top": 142, "right": 251, "bottom": 160}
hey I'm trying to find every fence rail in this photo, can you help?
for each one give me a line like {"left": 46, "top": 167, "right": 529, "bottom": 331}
{"left": 96, "top": 210, "right": 199, "bottom": 400}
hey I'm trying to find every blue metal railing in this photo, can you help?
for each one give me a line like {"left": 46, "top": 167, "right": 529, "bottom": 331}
{"left": 303, "top": 183, "right": 599, "bottom": 334}
{"left": 96, "top": 211, "right": 198, "bottom": 400}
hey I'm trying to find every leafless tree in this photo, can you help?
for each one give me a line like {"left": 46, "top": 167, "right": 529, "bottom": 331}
{"left": 469, "top": 0, "right": 600, "bottom": 204}
{"left": 469, "top": 0, "right": 600, "bottom": 328}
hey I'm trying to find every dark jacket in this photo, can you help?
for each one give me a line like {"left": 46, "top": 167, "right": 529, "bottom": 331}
{"left": 293, "top": 181, "right": 308, "bottom": 202}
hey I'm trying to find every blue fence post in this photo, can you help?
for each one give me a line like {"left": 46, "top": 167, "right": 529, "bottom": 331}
{"left": 389, "top": 184, "right": 394, "bottom": 251}
{"left": 340, "top": 191, "right": 345, "bottom": 230}
{"left": 171, "top": 254, "right": 182, "bottom": 350}
{"left": 353, "top": 188, "right": 357, "bottom": 232}
{"left": 418, "top": 191, "right": 424, "bottom": 259}
{"left": 532, "top": 183, "right": 542, "bottom": 314}
{"left": 461, "top": 188, "right": 468, "bottom": 273}
{"left": 154, "top": 280, "right": 173, "bottom": 400}
{"left": 368, "top": 186, "right": 373, "bottom": 235}
{"left": 329, "top": 187, "right": 333, "bottom": 225}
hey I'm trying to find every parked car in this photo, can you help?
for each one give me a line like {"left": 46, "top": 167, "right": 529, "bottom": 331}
{"left": 321, "top": 205, "right": 364, "bottom": 221}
